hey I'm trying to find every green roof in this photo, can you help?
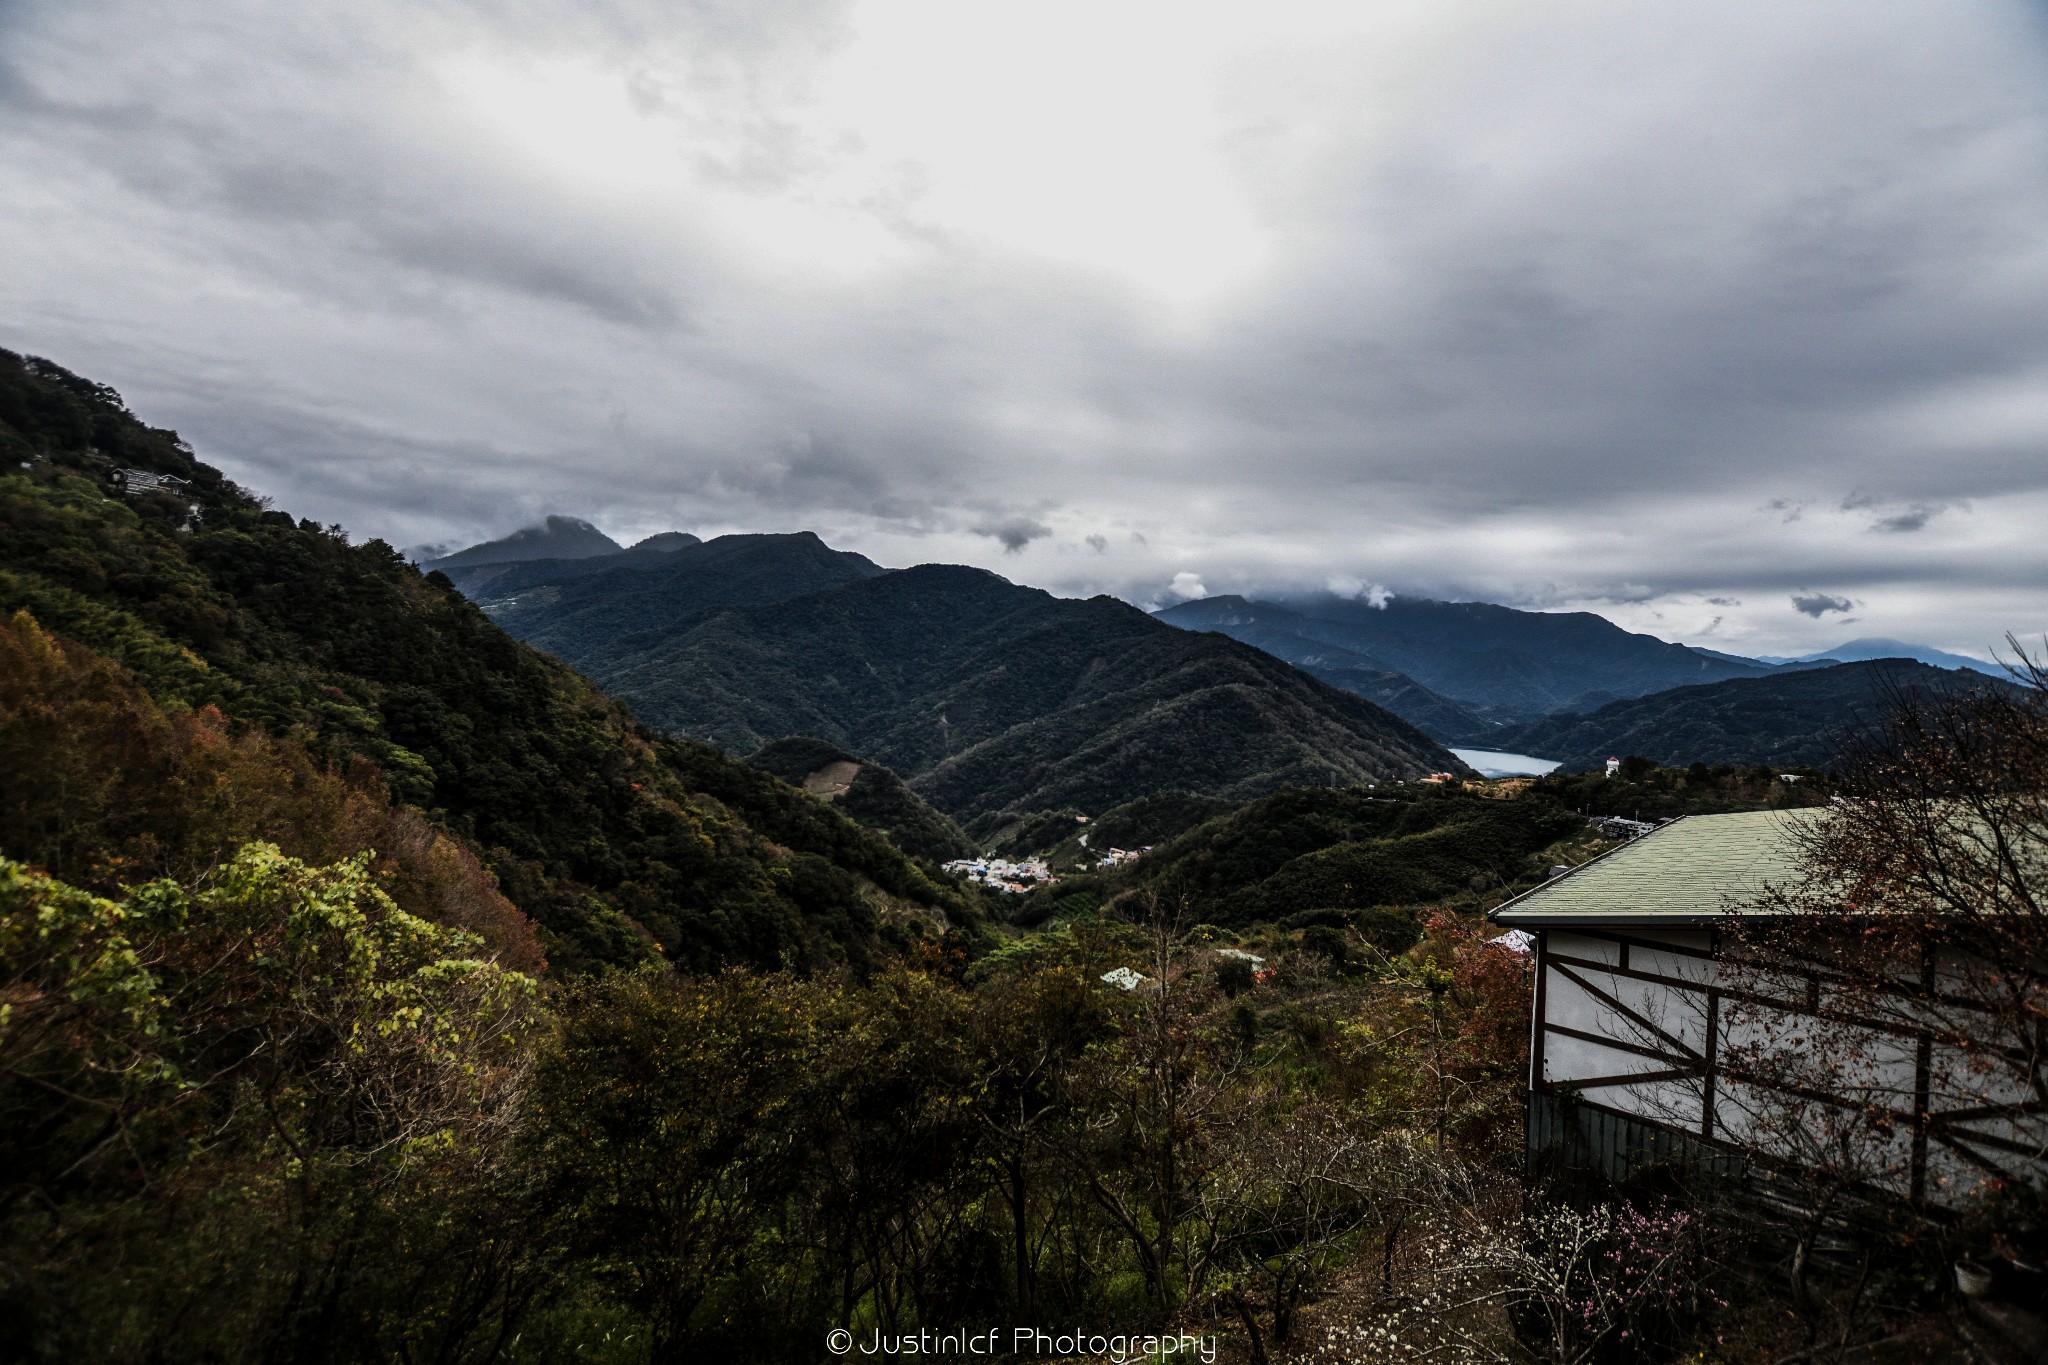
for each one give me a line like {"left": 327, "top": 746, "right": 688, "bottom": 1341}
{"left": 1492, "top": 808, "right": 1828, "bottom": 926}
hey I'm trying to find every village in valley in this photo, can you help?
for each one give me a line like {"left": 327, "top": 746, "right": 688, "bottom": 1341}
{"left": 943, "top": 841, "right": 1148, "bottom": 894}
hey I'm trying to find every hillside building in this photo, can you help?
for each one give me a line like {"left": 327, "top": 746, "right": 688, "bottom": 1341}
{"left": 1493, "top": 810, "right": 2045, "bottom": 1209}
{"left": 112, "top": 467, "right": 189, "bottom": 495}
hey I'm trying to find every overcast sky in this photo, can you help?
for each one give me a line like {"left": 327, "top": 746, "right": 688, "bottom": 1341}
{"left": 4, "top": 0, "right": 2046, "bottom": 658}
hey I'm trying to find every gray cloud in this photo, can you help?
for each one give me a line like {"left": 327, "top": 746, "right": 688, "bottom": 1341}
{"left": 971, "top": 516, "right": 1051, "bottom": 553}
{"left": 1, "top": 0, "right": 2045, "bottom": 659}
{"left": 1875, "top": 507, "right": 1937, "bottom": 533}
{"left": 1792, "top": 593, "right": 1856, "bottom": 618}
{"left": 1843, "top": 492, "right": 1956, "bottom": 534}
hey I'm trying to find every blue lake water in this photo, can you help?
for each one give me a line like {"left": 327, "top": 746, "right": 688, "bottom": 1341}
{"left": 1449, "top": 748, "right": 1561, "bottom": 778}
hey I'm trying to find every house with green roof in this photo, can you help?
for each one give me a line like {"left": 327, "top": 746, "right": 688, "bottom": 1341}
{"left": 1492, "top": 809, "right": 2042, "bottom": 1207}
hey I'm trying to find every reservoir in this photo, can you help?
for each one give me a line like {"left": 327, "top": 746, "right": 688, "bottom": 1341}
{"left": 1449, "top": 748, "right": 1561, "bottom": 778}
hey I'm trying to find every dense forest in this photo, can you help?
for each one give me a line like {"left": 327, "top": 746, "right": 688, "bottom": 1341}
{"left": 1103, "top": 787, "right": 1586, "bottom": 927}
{"left": 986, "top": 763, "right": 1833, "bottom": 930}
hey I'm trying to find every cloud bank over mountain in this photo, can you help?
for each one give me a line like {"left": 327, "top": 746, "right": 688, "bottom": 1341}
{"left": 2, "top": 0, "right": 2044, "bottom": 658}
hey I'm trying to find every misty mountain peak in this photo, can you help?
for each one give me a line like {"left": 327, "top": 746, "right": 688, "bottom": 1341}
{"left": 422, "top": 515, "right": 624, "bottom": 571}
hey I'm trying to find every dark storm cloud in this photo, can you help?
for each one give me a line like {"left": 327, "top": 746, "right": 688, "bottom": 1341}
{"left": 1, "top": 0, "right": 2044, "bottom": 659}
{"left": 1874, "top": 507, "right": 1940, "bottom": 534}
{"left": 1841, "top": 494, "right": 1958, "bottom": 535}
{"left": 972, "top": 516, "right": 1052, "bottom": 553}
{"left": 1792, "top": 593, "right": 1856, "bottom": 618}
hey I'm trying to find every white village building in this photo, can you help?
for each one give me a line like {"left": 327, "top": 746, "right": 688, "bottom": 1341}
{"left": 941, "top": 856, "right": 1054, "bottom": 893}
{"left": 112, "top": 467, "right": 190, "bottom": 495}
{"left": 1493, "top": 809, "right": 2046, "bottom": 1209}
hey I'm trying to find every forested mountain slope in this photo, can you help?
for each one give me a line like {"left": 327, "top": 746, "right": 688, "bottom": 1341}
{"left": 1483, "top": 657, "right": 2010, "bottom": 770}
{"left": 474, "top": 530, "right": 888, "bottom": 663}
{"left": 427, "top": 526, "right": 703, "bottom": 597}
{"left": 745, "top": 735, "right": 978, "bottom": 862}
{"left": 1138, "top": 603, "right": 1487, "bottom": 739}
{"left": 543, "top": 561, "right": 1461, "bottom": 825}
{"left": 1157, "top": 593, "right": 1769, "bottom": 723}
{"left": 0, "top": 349, "right": 967, "bottom": 973}
{"left": 1108, "top": 785, "right": 1585, "bottom": 927}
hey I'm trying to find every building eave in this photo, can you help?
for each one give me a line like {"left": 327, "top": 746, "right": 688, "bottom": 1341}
{"left": 1486, "top": 817, "right": 1683, "bottom": 926}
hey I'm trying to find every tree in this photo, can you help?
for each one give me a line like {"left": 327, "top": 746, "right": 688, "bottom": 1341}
{"left": 1199, "top": 1109, "right": 1438, "bottom": 1365}
{"left": 0, "top": 843, "right": 538, "bottom": 1363}
{"left": 525, "top": 968, "right": 820, "bottom": 1364}
{"left": 1748, "top": 650, "right": 2048, "bottom": 1198}
{"left": 967, "top": 960, "right": 1115, "bottom": 1321}
{"left": 1072, "top": 889, "right": 1244, "bottom": 1318}
{"left": 799, "top": 961, "right": 984, "bottom": 1335}
{"left": 1705, "top": 646, "right": 2048, "bottom": 1341}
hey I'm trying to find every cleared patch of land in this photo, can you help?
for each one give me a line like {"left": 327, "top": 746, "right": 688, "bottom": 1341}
{"left": 803, "top": 759, "right": 862, "bottom": 799}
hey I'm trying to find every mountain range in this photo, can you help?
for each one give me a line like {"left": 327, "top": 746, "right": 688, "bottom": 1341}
{"left": 1480, "top": 657, "right": 2012, "bottom": 770}
{"left": 473, "top": 530, "right": 887, "bottom": 662}
{"left": 1152, "top": 594, "right": 2006, "bottom": 743}
{"left": 1758, "top": 636, "right": 2005, "bottom": 678}
{"left": 420, "top": 518, "right": 706, "bottom": 596}
{"left": 439, "top": 534, "right": 1460, "bottom": 825}
{"left": 422, "top": 512, "right": 2018, "bottom": 805}
{"left": 1153, "top": 593, "right": 1772, "bottom": 734}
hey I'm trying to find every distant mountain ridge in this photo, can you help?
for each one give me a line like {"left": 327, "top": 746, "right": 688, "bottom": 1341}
{"left": 437, "top": 535, "right": 1462, "bottom": 825}
{"left": 425, "top": 518, "right": 2019, "bottom": 792}
{"left": 1140, "top": 601, "right": 1491, "bottom": 738}
{"left": 1156, "top": 593, "right": 1770, "bottom": 733}
{"left": 475, "top": 531, "right": 887, "bottom": 663}
{"left": 1482, "top": 657, "right": 2014, "bottom": 771}
{"left": 1759, "top": 636, "right": 2005, "bottom": 678}
{"left": 419, "top": 515, "right": 629, "bottom": 571}
{"left": 422, "top": 522, "right": 707, "bottom": 598}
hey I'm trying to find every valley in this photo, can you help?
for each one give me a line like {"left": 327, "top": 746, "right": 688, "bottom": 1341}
{"left": 435, "top": 516, "right": 2006, "bottom": 802}
{"left": 9, "top": 1, "right": 2043, "bottom": 1353}
{"left": 442, "top": 536, "right": 1462, "bottom": 826}
{"left": 3, "top": 349, "right": 2031, "bottom": 1364}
